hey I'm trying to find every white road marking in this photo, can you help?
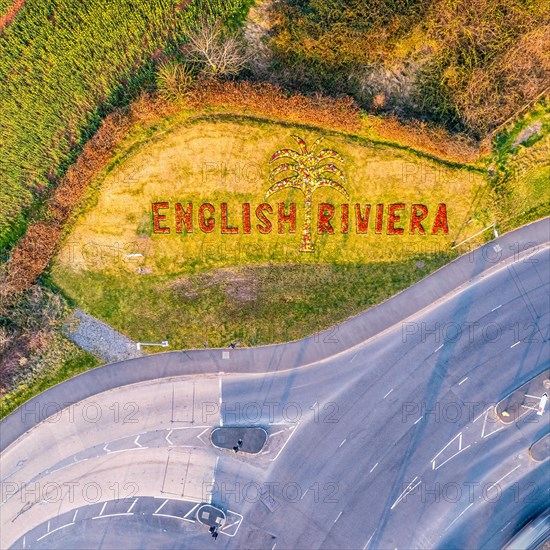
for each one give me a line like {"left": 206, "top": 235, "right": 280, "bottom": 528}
{"left": 510, "top": 341, "right": 521, "bottom": 348}
{"left": 383, "top": 389, "right": 394, "bottom": 399}
{"left": 270, "top": 424, "right": 299, "bottom": 462}
{"left": 269, "top": 429, "right": 285, "bottom": 437}
{"left": 165, "top": 430, "right": 173, "bottom": 446}
{"left": 444, "top": 502, "right": 474, "bottom": 532}
{"left": 486, "top": 465, "right": 521, "bottom": 493}
{"left": 334, "top": 512, "right": 342, "bottom": 523}
{"left": 339, "top": 439, "right": 347, "bottom": 448}
{"left": 134, "top": 435, "right": 142, "bottom": 448}
{"left": 432, "top": 433, "right": 471, "bottom": 470}
{"left": 301, "top": 488, "right": 309, "bottom": 500}
{"left": 99, "top": 502, "right": 107, "bottom": 517}
{"left": 481, "top": 408, "right": 505, "bottom": 438}
{"left": 103, "top": 443, "right": 110, "bottom": 453}
{"left": 434, "top": 344, "right": 444, "bottom": 353}
{"left": 219, "top": 510, "right": 244, "bottom": 537}
{"left": 501, "top": 521, "right": 512, "bottom": 532}
{"left": 127, "top": 498, "right": 138, "bottom": 513}
{"left": 350, "top": 353, "right": 358, "bottom": 363}
{"left": 390, "top": 477, "right": 421, "bottom": 510}
{"left": 154, "top": 499, "right": 169, "bottom": 514}
{"left": 363, "top": 530, "right": 376, "bottom": 549}
{"left": 183, "top": 503, "right": 200, "bottom": 521}
{"left": 196, "top": 427, "right": 210, "bottom": 446}
{"left": 36, "top": 522, "right": 75, "bottom": 541}
{"left": 491, "top": 304, "right": 502, "bottom": 312}
{"left": 219, "top": 376, "right": 223, "bottom": 426}
{"left": 93, "top": 513, "right": 134, "bottom": 519}
{"left": 414, "top": 416, "right": 423, "bottom": 425}
{"left": 72, "top": 510, "right": 78, "bottom": 522}
{"left": 369, "top": 462, "right": 379, "bottom": 473}
{"left": 458, "top": 377, "right": 469, "bottom": 385}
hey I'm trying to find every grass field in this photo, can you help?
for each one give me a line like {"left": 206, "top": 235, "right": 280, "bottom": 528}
{"left": 50, "top": 114, "right": 488, "bottom": 348}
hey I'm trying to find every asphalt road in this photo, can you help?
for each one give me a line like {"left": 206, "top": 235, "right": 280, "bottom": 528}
{"left": 1, "top": 219, "right": 549, "bottom": 549}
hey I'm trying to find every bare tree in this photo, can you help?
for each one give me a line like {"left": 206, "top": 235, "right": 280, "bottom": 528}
{"left": 184, "top": 20, "right": 250, "bottom": 78}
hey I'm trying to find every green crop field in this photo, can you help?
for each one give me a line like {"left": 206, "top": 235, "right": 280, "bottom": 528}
{"left": 0, "top": 0, "right": 252, "bottom": 252}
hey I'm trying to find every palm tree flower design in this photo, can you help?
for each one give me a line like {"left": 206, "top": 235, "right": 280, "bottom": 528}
{"left": 266, "top": 135, "right": 349, "bottom": 252}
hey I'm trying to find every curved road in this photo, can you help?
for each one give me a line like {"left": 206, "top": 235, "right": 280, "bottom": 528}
{"left": 1, "top": 219, "right": 549, "bottom": 549}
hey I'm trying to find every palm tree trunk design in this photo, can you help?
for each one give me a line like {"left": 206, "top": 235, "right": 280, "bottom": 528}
{"left": 266, "top": 135, "right": 348, "bottom": 253}
{"left": 300, "top": 189, "right": 314, "bottom": 252}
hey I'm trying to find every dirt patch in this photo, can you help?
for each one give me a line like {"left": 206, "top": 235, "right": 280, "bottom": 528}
{"left": 169, "top": 266, "right": 260, "bottom": 303}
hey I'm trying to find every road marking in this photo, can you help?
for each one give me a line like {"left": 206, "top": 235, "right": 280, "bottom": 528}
{"left": 432, "top": 433, "right": 471, "bottom": 470}
{"left": 270, "top": 424, "right": 299, "bottom": 462}
{"left": 127, "top": 498, "right": 138, "bottom": 513}
{"left": 134, "top": 435, "right": 142, "bottom": 448}
{"left": 155, "top": 499, "right": 169, "bottom": 514}
{"left": 339, "top": 438, "right": 347, "bottom": 448}
{"left": 350, "top": 353, "right": 358, "bottom": 363}
{"left": 183, "top": 503, "right": 200, "bottom": 522}
{"left": 93, "top": 513, "right": 134, "bottom": 519}
{"left": 36, "top": 522, "right": 75, "bottom": 541}
{"left": 219, "top": 510, "right": 244, "bottom": 537}
{"left": 390, "top": 477, "right": 420, "bottom": 510}
{"left": 501, "top": 521, "right": 512, "bottom": 532}
{"left": 510, "top": 341, "right": 521, "bottom": 348}
{"left": 99, "top": 502, "right": 107, "bottom": 517}
{"left": 334, "top": 512, "right": 342, "bottom": 523}
{"left": 219, "top": 376, "right": 223, "bottom": 426}
{"left": 491, "top": 304, "right": 502, "bottom": 312}
{"left": 272, "top": 544, "right": 276, "bottom": 550}
{"left": 383, "top": 388, "right": 394, "bottom": 399}
{"left": 369, "top": 462, "right": 379, "bottom": 473}
{"left": 486, "top": 465, "right": 521, "bottom": 493}
{"left": 414, "top": 416, "right": 423, "bottom": 425}
{"left": 434, "top": 344, "right": 444, "bottom": 353}
{"left": 196, "top": 427, "right": 210, "bottom": 446}
{"left": 444, "top": 502, "right": 474, "bottom": 532}
{"left": 72, "top": 510, "right": 78, "bottom": 523}
{"left": 269, "top": 429, "right": 285, "bottom": 437}
{"left": 103, "top": 443, "right": 110, "bottom": 453}
{"left": 481, "top": 408, "right": 505, "bottom": 438}
{"left": 301, "top": 488, "right": 309, "bottom": 500}
{"left": 458, "top": 377, "right": 469, "bottom": 385}
{"left": 363, "top": 530, "right": 376, "bottom": 549}
{"left": 165, "top": 430, "right": 173, "bottom": 446}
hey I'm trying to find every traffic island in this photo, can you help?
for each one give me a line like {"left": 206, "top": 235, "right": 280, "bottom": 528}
{"left": 529, "top": 433, "right": 550, "bottom": 462}
{"left": 196, "top": 504, "right": 226, "bottom": 540}
{"left": 210, "top": 427, "right": 268, "bottom": 454}
{"left": 495, "top": 370, "right": 550, "bottom": 424}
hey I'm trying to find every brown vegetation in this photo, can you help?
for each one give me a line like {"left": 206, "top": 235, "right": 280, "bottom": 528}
{"left": 0, "top": 0, "right": 25, "bottom": 32}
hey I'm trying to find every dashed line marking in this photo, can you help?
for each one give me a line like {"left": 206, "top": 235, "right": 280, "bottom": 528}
{"left": 383, "top": 388, "right": 394, "bottom": 399}
{"left": 458, "top": 377, "right": 469, "bottom": 385}
{"left": 486, "top": 465, "right": 521, "bottom": 493}
{"left": 510, "top": 341, "right": 521, "bottom": 348}
{"left": 444, "top": 502, "right": 474, "bottom": 532}
{"left": 339, "top": 438, "right": 347, "bottom": 448}
{"left": 369, "top": 462, "right": 379, "bottom": 473}
{"left": 363, "top": 530, "right": 376, "bottom": 550}
{"left": 491, "top": 304, "right": 502, "bottom": 312}
{"left": 334, "top": 512, "right": 342, "bottom": 523}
